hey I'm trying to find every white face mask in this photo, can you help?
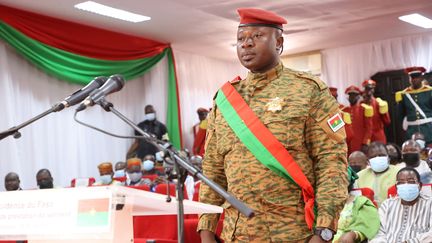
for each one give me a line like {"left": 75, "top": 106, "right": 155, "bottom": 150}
{"left": 100, "top": 175, "right": 112, "bottom": 185}
{"left": 113, "top": 169, "right": 125, "bottom": 178}
{"left": 369, "top": 156, "right": 389, "bottom": 173}
{"left": 128, "top": 172, "right": 143, "bottom": 183}
{"left": 143, "top": 160, "right": 155, "bottom": 171}
{"left": 144, "top": 113, "right": 156, "bottom": 121}
{"left": 416, "top": 139, "right": 426, "bottom": 149}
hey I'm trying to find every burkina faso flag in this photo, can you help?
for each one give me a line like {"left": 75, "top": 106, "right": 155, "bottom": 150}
{"left": 77, "top": 198, "right": 110, "bottom": 227}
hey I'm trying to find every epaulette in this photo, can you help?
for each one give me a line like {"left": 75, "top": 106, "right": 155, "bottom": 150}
{"left": 361, "top": 103, "right": 374, "bottom": 118}
{"left": 342, "top": 112, "right": 352, "bottom": 124}
{"left": 230, "top": 76, "right": 242, "bottom": 84}
{"left": 395, "top": 91, "right": 404, "bottom": 103}
{"left": 199, "top": 119, "right": 208, "bottom": 129}
{"left": 294, "top": 71, "right": 327, "bottom": 91}
{"left": 213, "top": 76, "right": 242, "bottom": 100}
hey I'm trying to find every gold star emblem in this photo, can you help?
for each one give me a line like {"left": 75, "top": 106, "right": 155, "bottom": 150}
{"left": 266, "top": 97, "right": 284, "bottom": 112}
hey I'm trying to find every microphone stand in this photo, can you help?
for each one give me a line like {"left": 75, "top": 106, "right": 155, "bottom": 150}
{"left": 0, "top": 103, "right": 64, "bottom": 141}
{"left": 96, "top": 98, "right": 254, "bottom": 243}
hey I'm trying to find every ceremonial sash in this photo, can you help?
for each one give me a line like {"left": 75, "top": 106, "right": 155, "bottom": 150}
{"left": 215, "top": 81, "right": 315, "bottom": 229}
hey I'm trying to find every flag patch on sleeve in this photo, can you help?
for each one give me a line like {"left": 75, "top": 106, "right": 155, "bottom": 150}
{"left": 327, "top": 113, "right": 345, "bottom": 132}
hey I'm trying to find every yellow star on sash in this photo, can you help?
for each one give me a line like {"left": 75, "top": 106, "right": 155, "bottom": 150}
{"left": 266, "top": 97, "right": 284, "bottom": 112}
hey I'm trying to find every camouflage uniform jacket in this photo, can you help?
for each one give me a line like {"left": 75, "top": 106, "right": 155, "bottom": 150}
{"left": 198, "top": 63, "right": 348, "bottom": 242}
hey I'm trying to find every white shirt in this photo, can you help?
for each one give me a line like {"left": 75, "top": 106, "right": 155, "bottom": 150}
{"left": 370, "top": 194, "right": 432, "bottom": 243}
{"left": 399, "top": 160, "right": 432, "bottom": 183}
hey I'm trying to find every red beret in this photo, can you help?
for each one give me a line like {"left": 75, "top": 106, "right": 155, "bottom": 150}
{"left": 362, "top": 79, "right": 376, "bottom": 88}
{"left": 405, "top": 66, "right": 426, "bottom": 78}
{"left": 237, "top": 8, "right": 287, "bottom": 30}
{"left": 345, "top": 85, "right": 361, "bottom": 94}
{"left": 329, "top": 87, "right": 338, "bottom": 92}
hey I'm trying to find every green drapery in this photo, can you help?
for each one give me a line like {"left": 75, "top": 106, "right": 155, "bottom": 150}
{"left": 0, "top": 20, "right": 182, "bottom": 148}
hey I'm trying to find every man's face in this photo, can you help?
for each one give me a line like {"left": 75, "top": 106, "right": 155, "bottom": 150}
{"left": 367, "top": 146, "right": 388, "bottom": 160}
{"left": 127, "top": 165, "right": 142, "bottom": 173}
{"left": 37, "top": 172, "right": 53, "bottom": 189}
{"left": 348, "top": 93, "right": 360, "bottom": 105}
{"left": 236, "top": 26, "right": 282, "bottom": 73}
{"left": 349, "top": 155, "right": 367, "bottom": 170}
{"left": 198, "top": 111, "right": 208, "bottom": 121}
{"left": 364, "top": 87, "right": 374, "bottom": 97}
{"left": 410, "top": 77, "right": 423, "bottom": 89}
{"left": 145, "top": 106, "right": 155, "bottom": 114}
{"left": 5, "top": 174, "right": 20, "bottom": 191}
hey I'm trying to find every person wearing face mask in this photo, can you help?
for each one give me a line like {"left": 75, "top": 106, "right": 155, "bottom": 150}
{"left": 125, "top": 158, "right": 151, "bottom": 187}
{"left": 396, "top": 66, "right": 432, "bottom": 147}
{"left": 342, "top": 85, "right": 373, "bottom": 155}
{"left": 361, "top": 80, "right": 391, "bottom": 144}
{"left": 126, "top": 105, "right": 169, "bottom": 160}
{"left": 348, "top": 151, "right": 368, "bottom": 173}
{"left": 400, "top": 139, "right": 432, "bottom": 184}
{"left": 412, "top": 132, "right": 430, "bottom": 161}
{"left": 93, "top": 162, "right": 123, "bottom": 186}
{"left": 370, "top": 167, "right": 432, "bottom": 243}
{"left": 356, "top": 142, "right": 399, "bottom": 206}
{"left": 113, "top": 161, "right": 126, "bottom": 180}
{"left": 36, "top": 169, "right": 55, "bottom": 189}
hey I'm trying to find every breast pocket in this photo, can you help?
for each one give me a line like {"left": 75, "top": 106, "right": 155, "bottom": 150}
{"left": 262, "top": 108, "right": 308, "bottom": 150}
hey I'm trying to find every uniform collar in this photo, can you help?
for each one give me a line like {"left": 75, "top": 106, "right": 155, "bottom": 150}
{"left": 245, "top": 62, "right": 284, "bottom": 85}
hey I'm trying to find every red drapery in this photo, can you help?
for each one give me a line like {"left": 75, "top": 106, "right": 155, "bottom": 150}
{"left": 0, "top": 4, "right": 169, "bottom": 60}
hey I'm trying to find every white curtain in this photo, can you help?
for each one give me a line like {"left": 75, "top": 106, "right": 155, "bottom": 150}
{"left": 321, "top": 32, "right": 432, "bottom": 105}
{"left": 173, "top": 49, "right": 246, "bottom": 151}
{"left": 0, "top": 42, "right": 245, "bottom": 190}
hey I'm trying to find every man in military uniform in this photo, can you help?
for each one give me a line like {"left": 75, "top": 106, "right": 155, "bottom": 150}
{"left": 396, "top": 66, "right": 432, "bottom": 146}
{"left": 330, "top": 87, "right": 353, "bottom": 153}
{"left": 342, "top": 85, "right": 373, "bottom": 154}
{"left": 198, "top": 8, "right": 348, "bottom": 243}
{"left": 361, "top": 80, "right": 391, "bottom": 143}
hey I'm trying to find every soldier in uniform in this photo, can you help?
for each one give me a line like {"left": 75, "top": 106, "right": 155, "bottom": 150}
{"left": 342, "top": 85, "right": 373, "bottom": 154}
{"left": 361, "top": 80, "right": 391, "bottom": 143}
{"left": 198, "top": 8, "right": 348, "bottom": 243}
{"left": 396, "top": 66, "right": 432, "bottom": 146}
{"left": 330, "top": 87, "right": 353, "bottom": 154}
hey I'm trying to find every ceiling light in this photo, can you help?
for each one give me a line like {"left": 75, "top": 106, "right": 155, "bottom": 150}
{"left": 399, "top": 13, "right": 432, "bottom": 29}
{"left": 74, "top": 1, "right": 151, "bottom": 23}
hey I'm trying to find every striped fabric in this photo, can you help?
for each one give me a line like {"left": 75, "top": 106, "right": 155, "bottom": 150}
{"left": 370, "top": 194, "right": 432, "bottom": 243}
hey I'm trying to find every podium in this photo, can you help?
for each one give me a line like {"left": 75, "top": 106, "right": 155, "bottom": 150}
{"left": 0, "top": 186, "right": 222, "bottom": 242}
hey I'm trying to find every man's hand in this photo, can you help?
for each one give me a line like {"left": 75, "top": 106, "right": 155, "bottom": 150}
{"left": 308, "top": 235, "right": 327, "bottom": 243}
{"left": 338, "top": 231, "right": 356, "bottom": 243}
{"left": 200, "top": 230, "right": 217, "bottom": 243}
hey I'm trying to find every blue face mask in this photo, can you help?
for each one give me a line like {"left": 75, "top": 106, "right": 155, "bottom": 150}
{"left": 100, "top": 175, "right": 112, "bottom": 185}
{"left": 143, "top": 160, "right": 155, "bottom": 171}
{"left": 144, "top": 113, "right": 156, "bottom": 121}
{"left": 113, "top": 169, "right": 125, "bottom": 178}
{"left": 369, "top": 156, "right": 389, "bottom": 173}
{"left": 416, "top": 139, "right": 426, "bottom": 149}
{"left": 128, "top": 172, "right": 143, "bottom": 183}
{"left": 397, "top": 183, "right": 420, "bottom": 202}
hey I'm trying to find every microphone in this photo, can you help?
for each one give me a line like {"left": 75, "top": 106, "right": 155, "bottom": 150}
{"left": 76, "top": 74, "right": 125, "bottom": 112}
{"left": 53, "top": 76, "right": 107, "bottom": 112}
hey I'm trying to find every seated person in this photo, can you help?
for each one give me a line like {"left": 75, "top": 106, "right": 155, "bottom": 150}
{"left": 334, "top": 167, "right": 380, "bottom": 243}
{"left": 348, "top": 151, "right": 368, "bottom": 173}
{"left": 356, "top": 141, "right": 399, "bottom": 206}
{"left": 113, "top": 161, "right": 126, "bottom": 179}
{"left": 412, "top": 132, "right": 429, "bottom": 161}
{"left": 125, "top": 158, "right": 151, "bottom": 186}
{"left": 370, "top": 167, "right": 432, "bottom": 242}
{"left": 93, "top": 162, "right": 122, "bottom": 186}
{"left": 386, "top": 143, "right": 402, "bottom": 165}
{"left": 4, "top": 172, "right": 22, "bottom": 191}
{"left": 36, "top": 169, "right": 55, "bottom": 189}
{"left": 142, "top": 156, "right": 164, "bottom": 176}
{"left": 400, "top": 139, "right": 432, "bottom": 183}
